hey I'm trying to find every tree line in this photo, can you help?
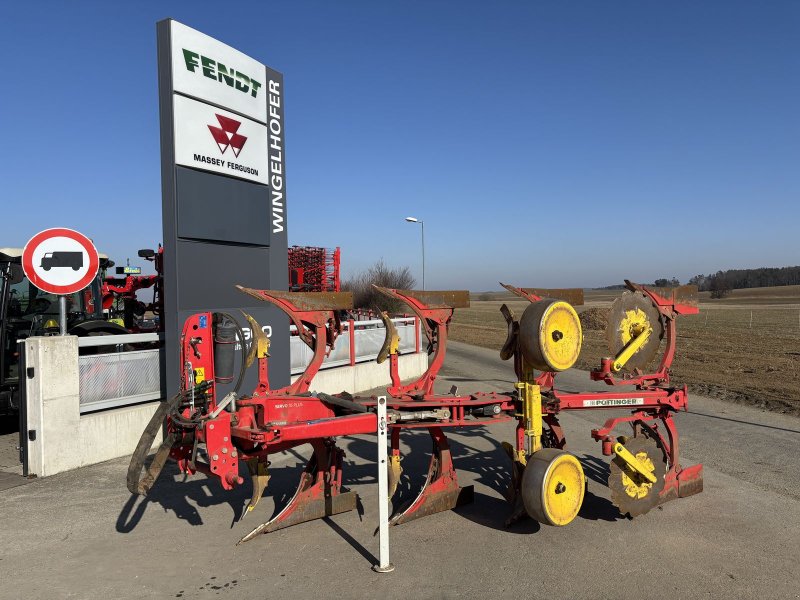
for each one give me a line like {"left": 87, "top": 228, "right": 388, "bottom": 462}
{"left": 688, "top": 266, "right": 800, "bottom": 297}
{"left": 597, "top": 267, "right": 800, "bottom": 299}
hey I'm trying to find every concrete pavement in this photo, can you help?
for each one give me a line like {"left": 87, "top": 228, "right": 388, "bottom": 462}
{"left": 1, "top": 341, "right": 799, "bottom": 599}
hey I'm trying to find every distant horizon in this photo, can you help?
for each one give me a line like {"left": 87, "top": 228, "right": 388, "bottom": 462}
{"left": 469, "top": 278, "right": 800, "bottom": 294}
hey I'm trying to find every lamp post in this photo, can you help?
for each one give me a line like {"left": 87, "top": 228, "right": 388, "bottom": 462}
{"left": 405, "top": 217, "right": 425, "bottom": 290}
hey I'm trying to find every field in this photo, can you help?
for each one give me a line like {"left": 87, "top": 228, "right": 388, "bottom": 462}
{"left": 449, "top": 285, "right": 800, "bottom": 414}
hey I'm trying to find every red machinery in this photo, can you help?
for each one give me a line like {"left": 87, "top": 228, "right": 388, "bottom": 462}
{"left": 102, "top": 247, "right": 163, "bottom": 332}
{"left": 104, "top": 245, "right": 339, "bottom": 331}
{"left": 128, "top": 280, "right": 703, "bottom": 544}
{"left": 497, "top": 281, "right": 703, "bottom": 518}
{"left": 288, "top": 246, "right": 340, "bottom": 292}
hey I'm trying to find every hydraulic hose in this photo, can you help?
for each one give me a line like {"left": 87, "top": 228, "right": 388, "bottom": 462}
{"left": 126, "top": 392, "right": 184, "bottom": 495}
{"left": 127, "top": 313, "right": 247, "bottom": 496}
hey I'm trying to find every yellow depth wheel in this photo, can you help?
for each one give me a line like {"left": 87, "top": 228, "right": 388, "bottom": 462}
{"left": 521, "top": 448, "right": 585, "bottom": 526}
{"left": 519, "top": 300, "right": 582, "bottom": 372}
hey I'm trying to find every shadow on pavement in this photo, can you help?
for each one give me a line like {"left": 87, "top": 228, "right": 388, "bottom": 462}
{"left": 117, "top": 425, "right": 621, "bottom": 540}
{"left": 579, "top": 454, "right": 622, "bottom": 522}
{"left": 323, "top": 517, "right": 377, "bottom": 565}
{"left": 579, "top": 490, "right": 620, "bottom": 522}
{"left": 456, "top": 492, "right": 542, "bottom": 534}
{"left": 117, "top": 452, "right": 328, "bottom": 533}
{"left": 346, "top": 426, "right": 533, "bottom": 533}
{"left": 580, "top": 453, "right": 611, "bottom": 486}
{"left": 116, "top": 460, "right": 251, "bottom": 533}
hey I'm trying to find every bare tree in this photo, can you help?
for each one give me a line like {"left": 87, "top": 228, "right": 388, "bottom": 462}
{"left": 709, "top": 276, "right": 732, "bottom": 299}
{"left": 342, "top": 259, "right": 416, "bottom": 314}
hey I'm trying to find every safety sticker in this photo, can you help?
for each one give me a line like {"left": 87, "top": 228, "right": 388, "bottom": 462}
{"left": 199, "top": 315, "right": 207, "bottom": 328}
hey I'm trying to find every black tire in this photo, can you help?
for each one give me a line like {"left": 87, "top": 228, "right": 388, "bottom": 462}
{"left": 71, "top": 321, "right": 132, "bottom": 354}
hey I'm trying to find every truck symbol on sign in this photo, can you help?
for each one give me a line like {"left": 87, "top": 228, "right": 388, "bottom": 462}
{"left": 40, "top": 251, "right": 84, "bottom": 271}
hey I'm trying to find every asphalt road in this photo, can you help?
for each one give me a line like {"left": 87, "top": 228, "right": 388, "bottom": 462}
{"left": 1, "top": 341, "right": 799, "bottom": 599}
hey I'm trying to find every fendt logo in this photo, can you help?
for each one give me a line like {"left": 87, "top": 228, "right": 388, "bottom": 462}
{"left": 183, "top": 49, "right": 262, "bottom": 98}
{"left": 208, "top": 114, "right": 247, "bottom": 157}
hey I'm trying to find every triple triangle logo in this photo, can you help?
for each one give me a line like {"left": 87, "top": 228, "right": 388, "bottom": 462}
{"left": 207, "top": 114, "right": 248, "bottom": 157}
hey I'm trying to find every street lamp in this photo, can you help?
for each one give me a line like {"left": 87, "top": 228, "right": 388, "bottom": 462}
{"left": 405, "top": 216, "right": 425, "bottom": 290}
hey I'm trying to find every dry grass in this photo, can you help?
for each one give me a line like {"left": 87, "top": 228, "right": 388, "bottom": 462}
{"left": 452, "top": 286, "right": 800, "bottom": 414}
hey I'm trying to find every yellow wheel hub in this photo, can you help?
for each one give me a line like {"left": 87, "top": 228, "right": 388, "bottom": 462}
{"left": 618, "top": 308, "right": 650, "bottom": 345}
{"left": 521, "top": 448, "right": 585, "bottom": 526}
{"left": 620, "top": 451, "right": 655, "bottom": 499}
{"left": 519, "top": 300, "right": 582, "bottom": 372}
{"left": 606, "top": 291, "right": 665, "bottom": 371}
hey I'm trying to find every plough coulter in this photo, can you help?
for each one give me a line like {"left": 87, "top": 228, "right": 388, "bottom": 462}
{"left": 128, "top": 280, "right": 703, "bottom": 546}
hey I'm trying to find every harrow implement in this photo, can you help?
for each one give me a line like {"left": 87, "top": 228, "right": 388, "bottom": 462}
{"left": 128, "top": 280, "right": 703, "bottom": 547}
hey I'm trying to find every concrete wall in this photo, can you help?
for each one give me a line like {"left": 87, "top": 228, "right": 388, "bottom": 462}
{"left": 291, "top": 352, "right": 428, "bottom": 394}
{"left": 24, "top": 336, "right": 426, "bottom": 478}
{"left": 25, "top": 336, "right": 163, "bottom": 478}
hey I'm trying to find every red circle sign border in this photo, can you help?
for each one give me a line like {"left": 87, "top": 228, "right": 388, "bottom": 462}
{"left": 22, "top": 228, "right": 100, "bottom": 295}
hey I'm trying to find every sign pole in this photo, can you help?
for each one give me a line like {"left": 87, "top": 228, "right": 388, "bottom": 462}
{"left": 59, "top": 296, "right": 67, "bottom": 335}
{"left": 373, "top": 396, "right": 395, "bottom": 573}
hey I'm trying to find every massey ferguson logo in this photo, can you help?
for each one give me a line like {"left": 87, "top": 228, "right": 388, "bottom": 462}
{"left": 193, "top": 112, "right": 259, "bottom": 178}
{"left": 208, "top": 114, "right": 247, "bottom": 157}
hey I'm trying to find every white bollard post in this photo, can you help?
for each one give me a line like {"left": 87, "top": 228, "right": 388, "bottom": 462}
{"left": 373, "top": 396, "right": 395, "bottom": 573}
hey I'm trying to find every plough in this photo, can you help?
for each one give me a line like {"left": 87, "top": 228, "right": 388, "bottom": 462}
{"left": 128, "top": 280, "right": 703, "bottom": 546}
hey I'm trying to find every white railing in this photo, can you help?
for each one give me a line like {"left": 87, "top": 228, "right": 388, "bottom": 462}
{"left": 78, "top": 332, "right": 161, "bottom": 347}
{"left": 75, "top": 318, "right": 421, "bottom": 412}
{"left": 290, "top": 317, "right": 420, "bottom": 374}
{"left": 77, "top": 333, "right": 162, "bottom": 414}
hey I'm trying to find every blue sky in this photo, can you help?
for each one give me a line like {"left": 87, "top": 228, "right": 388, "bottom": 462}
{"left": 1, "top": 1, "right": 798, "bottom": 290}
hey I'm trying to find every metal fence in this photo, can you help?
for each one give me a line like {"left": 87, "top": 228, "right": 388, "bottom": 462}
{"left": 77, "top": 333, "right": 161, "bottom": 414}
{"left": 76, "top": 318, "right": 420, "bottom": 413}
{"left": 290, "top": 317, "right": 419, "bottom": 374}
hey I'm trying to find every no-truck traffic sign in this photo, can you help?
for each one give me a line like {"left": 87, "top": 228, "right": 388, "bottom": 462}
{"left": 22, "top": 228, "right": 99, "bottom": 295}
